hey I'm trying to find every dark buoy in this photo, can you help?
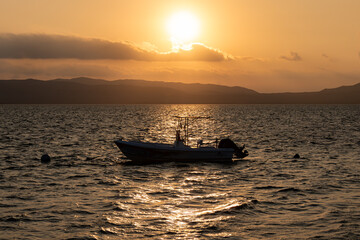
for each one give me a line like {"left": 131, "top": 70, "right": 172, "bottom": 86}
{"left": 41, "top": 154, "right": 51, "bottom": 163}
{"left": 293, "top": 153, "right": 300, "bottom": 159}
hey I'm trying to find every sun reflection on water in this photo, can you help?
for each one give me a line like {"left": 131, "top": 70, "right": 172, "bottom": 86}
{"left": 103, "top": 162, "right": 253, "bottom": 238}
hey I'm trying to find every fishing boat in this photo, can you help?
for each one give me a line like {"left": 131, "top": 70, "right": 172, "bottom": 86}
{"left": 114, "top": 116, "right": 248, "bottom": 164}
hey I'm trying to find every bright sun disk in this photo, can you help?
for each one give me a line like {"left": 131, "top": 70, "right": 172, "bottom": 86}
{"left": 167, "top": 11, "right": 200, "bottom": 49}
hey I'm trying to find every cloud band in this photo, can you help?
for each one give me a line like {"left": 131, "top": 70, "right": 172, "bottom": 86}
{"left": 0, "top": 33, "right": 231, "bottom": 61}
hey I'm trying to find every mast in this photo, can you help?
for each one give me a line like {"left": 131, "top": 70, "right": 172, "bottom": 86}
{"left": 174, "top": 116, "right": 209, "bottom": 145}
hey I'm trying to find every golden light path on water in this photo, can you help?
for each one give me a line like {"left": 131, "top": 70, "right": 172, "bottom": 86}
{"left": 103, "top": 168, "right": 252, "bottom": 239}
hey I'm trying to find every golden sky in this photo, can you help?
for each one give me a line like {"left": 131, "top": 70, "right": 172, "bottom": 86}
{"left": 0, "top": 0, "right": 359, "bottom": 92}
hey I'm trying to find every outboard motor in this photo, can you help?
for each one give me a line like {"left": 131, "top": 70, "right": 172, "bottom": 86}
{"left": 218, "top": 138, "right": 249, "bottom": 158}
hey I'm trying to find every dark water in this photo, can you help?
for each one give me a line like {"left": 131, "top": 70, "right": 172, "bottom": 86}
{"left": 0, "top": 104, "right": 359, "bottom": 239}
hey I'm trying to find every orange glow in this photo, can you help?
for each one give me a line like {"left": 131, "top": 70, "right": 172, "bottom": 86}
{"left": 0, "top": 0, "right": 360, "bottom": 92}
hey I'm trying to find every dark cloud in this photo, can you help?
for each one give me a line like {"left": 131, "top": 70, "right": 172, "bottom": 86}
{"left": 321, "top": 53, "right": 335, "bottom": 62}
{"left": 0, "top": 33, "right": 145, "bottom": 60}
{"left": 280, "top": 52, "right": 302, "bottom": 61}
{"left": 0, "top": 33, "right": 230, "bottom": 61}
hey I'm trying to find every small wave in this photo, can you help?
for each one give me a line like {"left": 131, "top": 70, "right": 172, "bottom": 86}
{"left": 66, "top": 237, "right": 97, "bottom": 240}
{"left": 53, "top": 163, "right": 75, "bottom": 168}
{"left": 67, "top": 174, "right": 90, "bottom": 179}
{"left": 99, "top": 227, "right": 117, "bottom": 235}
{"left": 0, "top": 225, "right": 18, "bottom": 231}
{"left": 105, "top": 218, "right": 135, "bottom": 228}
{"left": 201, "top": 199, "right": 259, "bottom": 216}
{"left": 0, "top": 203, "right": 18, "bottom": 208}
{"left": 97, "top": 179, "right": 118, "bottom": 186}
{"left": 51, "top": 209, "right": 94, "bottom": 216}
{"left": 4, "top": 166, "right": 23, "bottom": 171}
{"left": 19, "top": 142, "right": 34, "bottom": 147}
{"left": 67, "top": 223, "right": 93, "bottom": 229}
{"left": 47, "top": 182, "right": 61, "bottom": 186}
{"left": 277, "top": 187, "right": 302, "bottom": 193}
{"left": 5, "top": 194, "right": 34, "bottom": 201}
{"left": 62, "top": 143, "right": 79, "bottom": 147}
{"left": 261, "top": 201, "right": 280, "bottom": 206}
{"left": 198, "top": 224, "right": 221, "bottom": 234}
{"left": 254, "top": 185, "right": 282, "bottom": 190}
{"left": 73, "top": 210, "right": 95, "bottom": 215}
{"left": 112, "top": 206, "right": 126, "bottom": 211}
{"left": 0, "top": 185, "right": 15, "bottom": 190}
{"left": 1, "top": 214, "right": 32, "bottom": 222}
{"left": 274, "top": 173, "right": 294, "bottom": 179}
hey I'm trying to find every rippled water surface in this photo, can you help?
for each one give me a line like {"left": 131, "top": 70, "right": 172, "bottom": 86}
{"left": 0, "top": 104, "right": 359, "bottom": 239}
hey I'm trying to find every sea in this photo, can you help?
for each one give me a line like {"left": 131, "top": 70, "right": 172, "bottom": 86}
{"left": 0, "top": 104, "right": 359, "bottom": 239}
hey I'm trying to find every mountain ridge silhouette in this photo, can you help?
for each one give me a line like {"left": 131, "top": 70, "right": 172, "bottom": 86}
{"left": 1, "top": 77, "right": 359, "bottom": 104}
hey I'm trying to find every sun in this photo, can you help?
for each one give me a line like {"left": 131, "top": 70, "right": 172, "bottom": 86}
{"left": 166, "top": 11, "right": 200, "bottom": 49}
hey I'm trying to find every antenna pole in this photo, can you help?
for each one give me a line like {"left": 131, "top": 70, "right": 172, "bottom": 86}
{"left": 173, "top": 116, "right": 209, "bottom": 146}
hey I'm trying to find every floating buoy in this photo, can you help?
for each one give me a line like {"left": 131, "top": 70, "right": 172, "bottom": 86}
{"left": 41, "top": 154, "right": 51, "bottom": 163}
{"left": 293, "top": 153, "right": 300, "bottom": 159}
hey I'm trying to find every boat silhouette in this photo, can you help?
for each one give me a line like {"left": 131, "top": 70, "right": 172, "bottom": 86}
{"left": 115, "top": 116, "right": 248, "bottom": 163}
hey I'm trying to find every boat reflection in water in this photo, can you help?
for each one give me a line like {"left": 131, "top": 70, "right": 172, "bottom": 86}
{"left": 115, "top": 116, "right": 248, "bottom": 164}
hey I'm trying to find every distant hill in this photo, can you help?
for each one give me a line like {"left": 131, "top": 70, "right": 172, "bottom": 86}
{"left": 0, "top": 77, "right": 359, "bottom": 104}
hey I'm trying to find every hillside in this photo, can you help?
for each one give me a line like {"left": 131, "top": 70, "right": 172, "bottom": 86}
{"left": 0, "top": 78, "right": 359, "bottom": 104}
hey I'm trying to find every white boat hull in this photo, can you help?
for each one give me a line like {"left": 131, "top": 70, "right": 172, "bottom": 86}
{"left": 114, "top": 140, "right": 235, "bottom": 163}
